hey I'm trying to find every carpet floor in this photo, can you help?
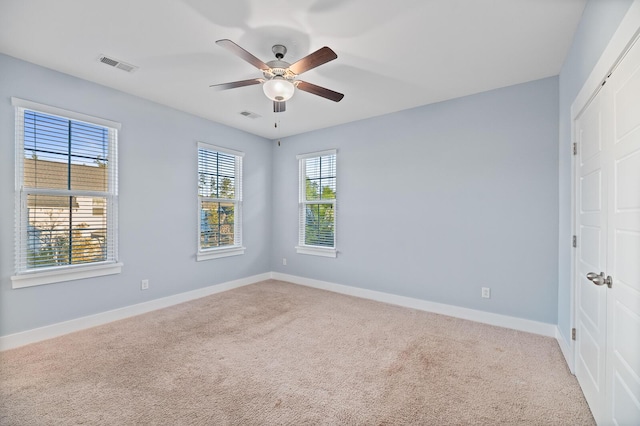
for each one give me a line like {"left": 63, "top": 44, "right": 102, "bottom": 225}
{"left": 0, "top": 280, "right": 594, "bottom": 425}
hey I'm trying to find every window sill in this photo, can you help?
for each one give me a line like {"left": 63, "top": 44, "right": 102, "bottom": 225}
{"left": 295, "top": 246, "right": 337, "bottom": 258}
{"left": 197, "top": 246, "right": 245, "bottom": 261}
{"left": 11, "top": 262, "right": 123, "bottom": 289}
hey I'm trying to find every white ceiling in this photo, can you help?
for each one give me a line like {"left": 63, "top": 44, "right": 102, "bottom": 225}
{"left": 0, "top": 0, "right": 586, "bottom": 139}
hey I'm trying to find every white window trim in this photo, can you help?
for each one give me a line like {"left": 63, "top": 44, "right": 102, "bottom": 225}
{"left": 295, "top": 245, "right": 337, "bottom": 258}
{"left": 296, "top": 149, "right": 337, "bottom": 161}
{"left": 10, "top": 98, "right": 121, "bottom": 289}
{"left": 12, "top": 262, "right": 124, "bottom": 289}
{"left": 11, "top": 97, "right": 121, "bottom": 130}
{"left": 196, "top": 246, "right": 245, "bottom": 261}
{"left": 296, "top": 149, "right": 337, "bottom": 258}
{"left": 196, "top": 142, "right": 245, "bottom": 261}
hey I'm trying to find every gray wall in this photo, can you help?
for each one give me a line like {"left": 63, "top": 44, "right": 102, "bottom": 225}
{"left": 0, "top": 54, "right": 272, "bottom": 337}
{"left": 271, "top": 77, "right": 560, "bottom": 324}
{"left": 557, "top": 0, "right": 633, "bottom": 343}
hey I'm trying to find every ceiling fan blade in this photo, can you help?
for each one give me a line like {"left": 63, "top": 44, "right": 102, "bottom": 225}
{"left": 209, "top": 78, "right": 263, "bottom": 90}
{"left": 215, "top": 39, "right": 270, "bottom": 71}
{"left": 296, "top": 81, "right": 344, "bottom": 102}
{"left": 288, "top": 47, "right": 337, "bottom": 75}
{"left": 274, "top": 101, "right": 286, "bottom": 113}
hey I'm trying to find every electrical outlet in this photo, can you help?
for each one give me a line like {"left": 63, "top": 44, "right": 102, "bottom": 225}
{"left": 481, "top": 287, "right": 490, "bottom": 299}
{"left": 141, "top": 279, "right": 149, "bottom": 290}
{"left": 282, "top": 258, "right": 287, "bottom": 266}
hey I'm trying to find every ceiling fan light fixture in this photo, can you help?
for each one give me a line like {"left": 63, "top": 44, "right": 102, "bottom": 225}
{"left": 263, "top": 77, "right": 295, "bottom": 101}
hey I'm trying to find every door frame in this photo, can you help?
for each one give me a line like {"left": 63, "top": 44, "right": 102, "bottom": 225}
{"left": 568, "top": 0, "right": 640, "bottom": 373}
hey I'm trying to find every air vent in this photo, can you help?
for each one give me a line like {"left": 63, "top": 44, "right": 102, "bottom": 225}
{"left": 100, "top": 56, "right": 119, "bottom": 67}
{"left": 239, "top": 111, "right": 261, "bottom": 119}
{"left": 98, "top": 55, "right": 138, "bottom": 73}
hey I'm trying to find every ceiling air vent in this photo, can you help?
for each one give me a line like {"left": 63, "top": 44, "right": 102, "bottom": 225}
{"left": 99, "top": 55, "right": 138, "bottom": 73}
{"left": 239, "top": 111, "right": 261, "bottom": 119}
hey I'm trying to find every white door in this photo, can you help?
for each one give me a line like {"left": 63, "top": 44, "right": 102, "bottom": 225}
{"left": 574, "top": 36, "right": 640, "bottom": 426}
{"left": 575, "top": 78, "right": 609, "bottom": 424}
{"left": 605, "top": 36, "right": 640, "bottom": 426}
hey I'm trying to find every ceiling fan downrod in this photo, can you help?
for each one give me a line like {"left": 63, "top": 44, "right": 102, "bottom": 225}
{"left": 272, "top": 44, "right": 287, "bottom": 60}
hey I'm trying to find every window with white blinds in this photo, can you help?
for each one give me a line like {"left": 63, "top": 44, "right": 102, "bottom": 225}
{"left": 296, "top": 150, "right": 337, "bottom": 258}
{"left": 11, "top": 98, "right": 121, "bottom": 288}
{"left": 197, "top": 142, "right": 244, "bottom": 260}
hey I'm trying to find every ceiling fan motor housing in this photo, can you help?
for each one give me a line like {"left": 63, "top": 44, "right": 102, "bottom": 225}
{"left": 264, "top": 61, "right": 295, "bottom": 78}
{"left": 264, "top": 45, "right": 296, "bottom": 80}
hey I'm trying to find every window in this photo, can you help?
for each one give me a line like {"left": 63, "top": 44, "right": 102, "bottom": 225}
{"left": 296, "top": 150, "right": 337, "bottom": 257}
{"left": 11, "top": 98, "right": 121, "bottom": 288}
{"left": 197, "top": 143, "right": 244, "bottom": 260}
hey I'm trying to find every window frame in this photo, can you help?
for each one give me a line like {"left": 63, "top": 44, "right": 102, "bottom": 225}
{"left": 196, "top": 142, "right": 245, "bottom": 261}
{"left": 296, "top": 149, "right": 337, "bottom": 258}
{"left": 11, "top": 97, "right": 122, "bottom": 289}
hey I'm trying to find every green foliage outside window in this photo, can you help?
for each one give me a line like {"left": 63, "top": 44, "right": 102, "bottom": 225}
{"left": 304, "top": 179, "right": 335, "bottom": 247}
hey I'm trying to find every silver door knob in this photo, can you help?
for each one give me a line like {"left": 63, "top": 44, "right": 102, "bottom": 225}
{"left": 586, "top": 272, "right": 613, "bottom": 288}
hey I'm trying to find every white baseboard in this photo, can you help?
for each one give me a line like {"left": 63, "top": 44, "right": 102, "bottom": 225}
{"left": 272, "top": 272, "right": 557, "bottom": 338}
{"left": 1, "top": 271, "right": 560, "bottom": 351}
{"left": 0, "top": 272, "right": 271, "bottom": 351}
{"left": 555, "top": 327, "right": 575, "bottom": 374}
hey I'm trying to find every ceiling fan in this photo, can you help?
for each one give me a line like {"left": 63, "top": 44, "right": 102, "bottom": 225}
{"left": 210, "top": 39, "right": 344, "bottom": 113}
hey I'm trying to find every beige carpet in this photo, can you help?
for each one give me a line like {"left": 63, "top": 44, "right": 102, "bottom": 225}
{"left": 0, "top": 280, "right": 594, "bottom": 425}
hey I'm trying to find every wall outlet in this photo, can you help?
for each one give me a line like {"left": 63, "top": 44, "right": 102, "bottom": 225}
{"left": 481, "top": 287, "right": 490, "bottom": 299}
{"left": 282, "top": 258, "right": 287, "bottom": 266}
{"left": 141, "top": 279, "right": 149, "bottom": 290}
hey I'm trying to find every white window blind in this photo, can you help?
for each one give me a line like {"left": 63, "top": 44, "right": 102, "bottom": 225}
{"left": 197, "top": 143, "right": 244, "bottom": 260}
{"left": 297, "top": 150, "right": 337, "bottom": 257}
{"left": 12, "top": 98, "right": 120, "bottom": 287}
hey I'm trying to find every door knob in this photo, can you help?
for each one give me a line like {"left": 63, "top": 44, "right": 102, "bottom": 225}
{"left": 586, "top": 272, "right": 613, "bottom": 288}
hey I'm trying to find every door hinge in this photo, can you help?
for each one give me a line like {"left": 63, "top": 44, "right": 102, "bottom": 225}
{"left": 572, "top": 328, "right": 576, "bottom": 341}
{"left": 573, "top": 142, "right": 577, "bottom": 155}
{"left": 572, "top": 235, "right": 577, "bottom": 248}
